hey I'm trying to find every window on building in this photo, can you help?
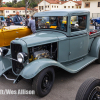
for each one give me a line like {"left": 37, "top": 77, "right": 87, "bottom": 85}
{"left": 48, "top": 6, "right": 49, "bottom": 8}
{"left": 76, "top": 6, "right": 78, "bottom": 9}
{"left": 13, "top": 11, "right": 15, "bottom": 13}
{"left": 27, "top": 11, "right": 28, "bottom": 13}
{"left": 52, "top": 5, "right": 53, "bottom": 8}
{"left": 6, "top": 11, "right": 9, "bottom": 13}
{"left": 98, "top": 2, "right": 100, "bottom": 7}
{"left": 42, "top": 6, "right": 43, "bottom": 10}
{"left": 71, "top": 15, "right": 87, "bottom": 32}
{"left": 64, "top": 6, "right": 66, "bottom": 8}
{"left": 57, "top": 6, "right": 58, "bottom": 8}
{"left": 72, "top": 6, "right": 74, "bottom": 8}
{"left": 54, "top": 6, "right": 56, "bottom": 8}
{"left": 68, "top": 6, "right": 70, "bottom": 8}
{"left": 79, "top": 6, "right": 81, "bottom": 9}
{"left": 39, "top": 6, "right": 41, "bottom": 10}
{"left": 45, "top": 6, "right": 47, "bottom": 8}
{"left": 85, "top": 2, "right": 90, "bottom": 8}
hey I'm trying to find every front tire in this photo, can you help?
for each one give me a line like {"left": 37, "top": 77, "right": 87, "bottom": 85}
{"left": 75, "top": 78, "right": 100, "bottom": 100}
{"left": 32, "top": 67, "right": 55, "bottom": 97}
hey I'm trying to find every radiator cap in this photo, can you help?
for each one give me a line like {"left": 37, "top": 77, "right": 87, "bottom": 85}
{"left": 15, "top": 38, "right": 19, "bottom": 40}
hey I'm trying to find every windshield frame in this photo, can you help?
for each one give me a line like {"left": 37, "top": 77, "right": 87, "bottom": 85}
{"left": 35, "top": 16, "right": 68, "bottom": 32}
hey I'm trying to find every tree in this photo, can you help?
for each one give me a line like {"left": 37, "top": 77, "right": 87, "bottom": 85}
{"left": 0, "top": 0, "right": 2, "bottom": 6}
{"left": 2, "top": 4, "right": 7, "bottom": 7}
{"left": 13, "top": 0, "right": 17, "bottom": 4}
{"left": 13, "top": 1, "right": 25, "bottom": 7}
{"left": 23, "top": 0, "right": 38, "bottom": 16}
{"left": 6, "top": 2, "right": 13, "bottom": 7}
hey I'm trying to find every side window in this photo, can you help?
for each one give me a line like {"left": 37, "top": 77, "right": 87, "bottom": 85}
{"left": 71, "top": 15, "right": 87, "bottom": 32}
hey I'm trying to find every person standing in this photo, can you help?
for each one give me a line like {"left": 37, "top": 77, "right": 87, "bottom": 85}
{"left": 13, "top": 11, "right": 23, "bottom": 25}
{"left": 25, "top": 15, "right": 29, "bottom": 26}
{"left": 28, "top": 16, "right": 36, "bottom": 34}
{"left": 6, "top": 15, "right": 12, "bottom": 26}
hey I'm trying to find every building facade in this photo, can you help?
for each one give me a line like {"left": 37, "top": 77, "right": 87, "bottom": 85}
{"left": 0, "top": 7, "right": 33, "bottom": 17}
{"left": 38, "top": 0, "right": 82, "bottom": 12}
{"left": 82, "top": 0, "right": 100, "bottom": 18}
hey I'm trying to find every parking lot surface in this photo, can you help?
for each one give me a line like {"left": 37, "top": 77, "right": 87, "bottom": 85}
{"left": 0, "top": 62, "right": 100, "bottom": 100}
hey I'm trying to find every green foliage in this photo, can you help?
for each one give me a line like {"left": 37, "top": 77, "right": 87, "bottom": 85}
{"left": 30, "top": 2, "right": 37, "bottom": 8}
{"left": 1, "top": 0, "right": 39, "bottom": 8}
{"left": 13, "top": 0, "right": 17, "bottom": 4}
{"left": 4, "top": 17, "right": 7, "bottom": 19}
{"left": 6, "top": 2, "right": 13, "bottom": 7}
{"left": 13, "top": 1, "right": 25, "bottom": 7}
{"left": 2, "top": 4, "right": 7, "bottom": 7}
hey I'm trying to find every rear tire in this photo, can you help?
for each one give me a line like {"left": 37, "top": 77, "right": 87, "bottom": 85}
{"left": 32, "top": 67, "right": 55, "bottom": 97}
{"left": 75, "top": 78, "right": 100, "bottom": 100}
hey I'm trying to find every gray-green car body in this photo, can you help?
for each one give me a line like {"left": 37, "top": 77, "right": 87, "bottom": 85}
{"left": 0, "top": 9, "right": 100, "bottom": 84}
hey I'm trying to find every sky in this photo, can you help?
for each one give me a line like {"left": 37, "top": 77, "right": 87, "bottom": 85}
{"left": 3, "top": 0, "right": 21, "bottom": 2}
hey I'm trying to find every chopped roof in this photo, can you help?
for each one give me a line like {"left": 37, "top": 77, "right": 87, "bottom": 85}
{"left": 34, "top": 9, "right": 89, "bottom": 17}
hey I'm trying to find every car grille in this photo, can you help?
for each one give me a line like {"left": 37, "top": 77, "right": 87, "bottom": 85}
{"left": 11, "top": 43, "right": 24, "bottom": 74}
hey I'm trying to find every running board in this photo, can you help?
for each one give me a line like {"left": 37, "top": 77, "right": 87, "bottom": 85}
{"left": 61, "top": 56, "right": 97, "bottom": 73}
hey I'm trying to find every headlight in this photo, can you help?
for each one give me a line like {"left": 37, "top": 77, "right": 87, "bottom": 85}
{"left": 0, "top": 47, "right": 8, "bottom": 56}
{"left": 17, "top": 52, "right": 28, "bottom": 63}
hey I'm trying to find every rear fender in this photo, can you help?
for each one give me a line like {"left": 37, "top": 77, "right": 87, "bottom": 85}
{"left": 89, "top": 37, "right": 100, "bottom": 58}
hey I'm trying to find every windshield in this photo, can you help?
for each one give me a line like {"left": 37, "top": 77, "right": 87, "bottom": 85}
{"left": 35, "top": 16, "right": 68, "bottom": 32}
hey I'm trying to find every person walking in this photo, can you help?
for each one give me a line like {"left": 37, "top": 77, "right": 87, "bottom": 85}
{"left": 6, "top": 15, "right": 12, "bottom": 26}
{"left": 28, "top": 16, "right": 36, "bottom": 34}
{"left": 25, "top": 15, "right": 29, "bottom": 26}
{"left": 13, "top": 11, "right": 23, "bottom": 25}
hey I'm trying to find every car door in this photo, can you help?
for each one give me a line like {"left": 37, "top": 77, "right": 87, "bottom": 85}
{"left": 69, "top": 15, "right": 89, "bottom": 61}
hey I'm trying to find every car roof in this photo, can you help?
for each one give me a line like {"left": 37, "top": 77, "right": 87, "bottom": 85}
{"left": 34, "top": 9, "right": 90, "bottom": 17}
{"left": 0, "top": 16, "right": 4, "bottom": 17}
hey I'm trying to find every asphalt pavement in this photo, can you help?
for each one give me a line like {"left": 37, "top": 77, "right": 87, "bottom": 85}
{"left": 0, "top": 62, "right": 100, "bottom": 100}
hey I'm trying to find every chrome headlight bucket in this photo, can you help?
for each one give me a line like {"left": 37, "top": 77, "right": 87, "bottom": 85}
{"left": 0, "top": 47, "right": 8, "bottom": 56}
{"left": 17, "top": 52, "right": 28, "bottom": 63}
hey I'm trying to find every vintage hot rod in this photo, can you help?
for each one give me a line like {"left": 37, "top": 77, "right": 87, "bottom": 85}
{"left": 0, "top": 9, "right": 100, "bottom": 97}
{"left": 0, "top": 25, "right": 32, "bottom": 47}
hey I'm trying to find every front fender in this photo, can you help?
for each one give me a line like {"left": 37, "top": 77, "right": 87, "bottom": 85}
{"left": 0, "top": 49, "right": 11, "bottom": 76}
{"left": 89, "top": 37, "right": 100, "bottom": 58}
{"left": 19, "top": 59, "right": 68, "bottom": 79}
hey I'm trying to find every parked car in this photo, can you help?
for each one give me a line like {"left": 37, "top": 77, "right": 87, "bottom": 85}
{"left": 91, "top": 17, "right": 100, "bottom": 26}
{"left": 0, "top": 25, "right": 32, "bottom": 47}
{"left": 0, "top": 9, "right": 100, "bottom": 97}
{"left": 0, "top": 16, "right": 6, "bottom": 26}
{"left": 75, "top": 78, "right": 100, "bottom": 100}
